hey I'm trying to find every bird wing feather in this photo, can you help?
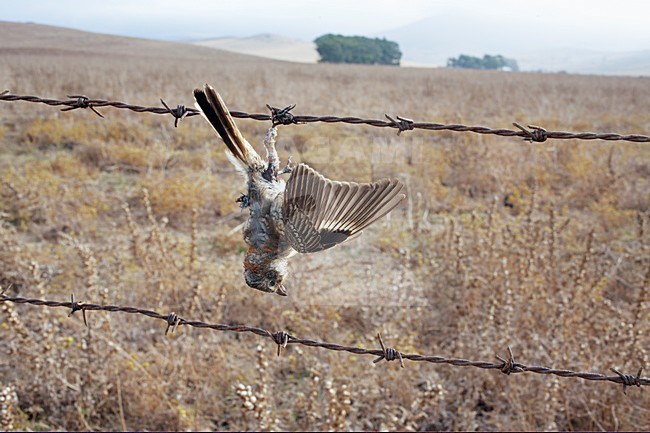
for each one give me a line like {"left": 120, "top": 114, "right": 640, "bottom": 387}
{"left": 282, "top": 163, "right": 405, "bottom": 253}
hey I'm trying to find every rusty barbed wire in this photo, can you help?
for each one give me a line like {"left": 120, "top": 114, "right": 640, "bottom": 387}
{"left": 1, "top": 91, "right": 648, "bottom": 142}
{"left": 1, "top": 293, "right": 647, "bottom": 391}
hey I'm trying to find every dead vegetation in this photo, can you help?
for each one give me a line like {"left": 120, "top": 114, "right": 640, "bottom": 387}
{"left": 0, "top": 22, "right": 649, "bottom": 431}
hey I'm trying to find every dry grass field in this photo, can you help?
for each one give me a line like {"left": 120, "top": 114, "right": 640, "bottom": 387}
{"left": 1, "top": 22, "right": 649, "bottom": 431}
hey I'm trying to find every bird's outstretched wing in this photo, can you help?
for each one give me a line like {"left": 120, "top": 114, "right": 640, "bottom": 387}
{"left": 282, "top": 163, "right": 405, "bottom": 253}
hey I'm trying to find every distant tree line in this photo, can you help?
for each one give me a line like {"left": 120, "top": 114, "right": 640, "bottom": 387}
{"left": 314, "top": 34, "right": 401, "bottom": 66}
{"left": 447, "top": 54, "right": 519, "bottom": 71}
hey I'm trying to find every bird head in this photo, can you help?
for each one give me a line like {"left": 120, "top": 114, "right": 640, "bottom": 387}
{"left": 244, "top": 265, "right": 288, "bottom": 296}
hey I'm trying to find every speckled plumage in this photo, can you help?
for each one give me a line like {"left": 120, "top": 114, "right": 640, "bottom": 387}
{"left": 194, "top": 84, "right": 406, "bottom": 296}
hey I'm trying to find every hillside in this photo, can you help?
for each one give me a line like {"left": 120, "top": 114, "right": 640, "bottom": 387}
{"left": 0, "top": 21, "right": 260, "bottom": 62}
{"left": 194, "top": 33, "right": 318, "bottom": 63}
{"left": 1, "top": 22, "right": 649, "bottom": 432}
{"left": 380, "top": 11, "right": 650, "bottom": 76}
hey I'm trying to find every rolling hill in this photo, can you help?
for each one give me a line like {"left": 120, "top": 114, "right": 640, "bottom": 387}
{"left": 1, "top": 20, "right": 649, "bottom": 432}
{"left": 194, "top": 33, "right": 318, "bottom": 63}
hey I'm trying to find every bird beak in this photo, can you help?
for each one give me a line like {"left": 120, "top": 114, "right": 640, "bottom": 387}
{"left": 276, "top": 284, "right": 287, "bottom": 296}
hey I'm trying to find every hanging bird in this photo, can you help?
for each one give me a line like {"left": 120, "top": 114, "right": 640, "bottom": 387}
{"left": 194, "top": 84, "right": 405, "bottom": 296}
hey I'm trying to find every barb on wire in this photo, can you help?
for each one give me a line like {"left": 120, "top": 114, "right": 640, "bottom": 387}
{"left": 271, "top": 331, "right": 290, "bottom": 356}
{"left": 0, "top": 91, "right": 202, "bottom": 124}
{"left": 373, "top": 333, "right": 405, "bottom": 368}
{"left": 385, "top": 114, "right": 415, "bottom": 136}
{"left": 165, "top": 312, "right": 181, "bottom": 335}
{"left": 496, "top": 346, "right": 524, "bottom": 375}
{"left": 160, "top": 99, "right": 189, "bottom": 127}
{"left": 67, "top": 293, "right": 88, "bottom": 326}
{"left": 267, "top": 103, "right": 299, "bottom": 126}
{"left": 1, "top": 293, "right": 648, "bottom": 391}
{"left": 1, "top": 92, "right": 648, "bottom": 143}
{"left": 61, "top": 94, "right": 105, "bottom": 118}
{"left": 513, "top": 123, "right": 548, "bottom": 142}
{"left": 611, "top": 367, "right": 644, "bottom": 395}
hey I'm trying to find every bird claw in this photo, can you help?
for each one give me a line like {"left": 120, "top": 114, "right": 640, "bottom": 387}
{"left": 279, "top": 156, "right": 294, "bottom": 175}
{"left": 236, "top": 193, "right": 250, "bottom": 209}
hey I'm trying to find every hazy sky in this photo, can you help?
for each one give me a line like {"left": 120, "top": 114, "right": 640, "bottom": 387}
{"left": 3, "top": 0, "right": 650, "bottom": 52}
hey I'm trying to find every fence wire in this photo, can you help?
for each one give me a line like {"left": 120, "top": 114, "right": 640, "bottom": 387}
{"left": 1, "top": 89, "right": 648, "bottom": 394}
{"left": 1, "top": 91, "right": 648, "bottom": 143}
{"left": 1, "top": 293, "right": 647, "bottom": 392}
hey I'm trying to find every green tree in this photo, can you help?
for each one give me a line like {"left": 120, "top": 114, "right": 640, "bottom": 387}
{"left": 379, "top": 38, "right": 401, "bottom": 66}
{"left": 314, "top": 34, "right": 401, "bottom": 66}
{"left": 447, "top": 54, "right": 519, "bottom": 71}
{"left": 504, "top": 57, "right": 520, "bottom": 71}
{"left": 482, "top": 54, "right": 503, "bottom": 70}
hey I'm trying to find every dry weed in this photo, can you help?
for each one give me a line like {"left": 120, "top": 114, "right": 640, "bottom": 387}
{"left": 0, "top": 24, "right": 649, "bottom": 431}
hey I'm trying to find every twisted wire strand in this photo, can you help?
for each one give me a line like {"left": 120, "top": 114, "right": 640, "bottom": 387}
{"left": 1, "top": 92, "right": 648, "bottom": 143}
{"left": 1, "top": 293, "right": 647, "bottom": 391}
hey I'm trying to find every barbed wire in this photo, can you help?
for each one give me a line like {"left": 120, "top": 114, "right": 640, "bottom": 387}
{"left": 1, "top": 91, "right": 648, "bottom": 143}
{"left": 1, "top": 293, "right": 647, "bottom": 393}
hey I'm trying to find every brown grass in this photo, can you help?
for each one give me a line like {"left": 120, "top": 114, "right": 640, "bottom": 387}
{"left": 1, "top": 22, "right": 649, "bottom": 431}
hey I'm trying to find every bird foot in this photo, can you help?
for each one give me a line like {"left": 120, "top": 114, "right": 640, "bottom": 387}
{"left": 279, "top": 156, "right": 294, "bottom": 175}
{"left": 236, "top": 193, "right": 250, "bottom": 209}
